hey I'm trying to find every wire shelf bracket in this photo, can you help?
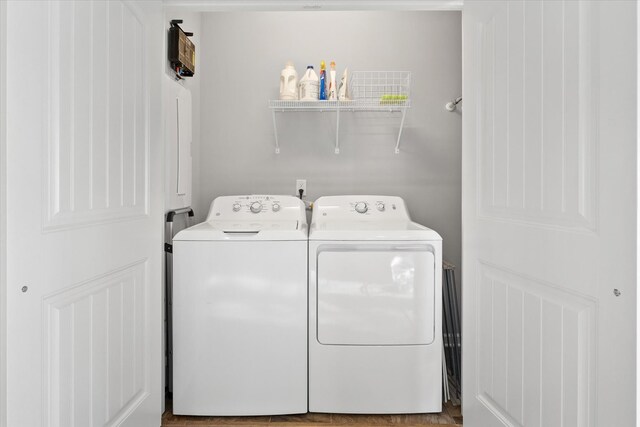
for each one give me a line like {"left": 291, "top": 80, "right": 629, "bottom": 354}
{"left": 271, "top": 109, "right": 280, "bottom": 154}
{"left": 335, "top": 106, "right": 341, "bottom": 154}
{"left": 395, "top": 107, "right": 408, "bottom": 154}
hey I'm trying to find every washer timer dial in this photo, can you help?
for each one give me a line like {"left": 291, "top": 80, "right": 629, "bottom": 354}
{"left": 250, "top": 201, "right": 263, "bottom": 213}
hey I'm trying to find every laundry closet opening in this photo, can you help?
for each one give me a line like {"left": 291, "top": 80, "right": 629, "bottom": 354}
{"left": 163, "top": 5, "right": 462, "bottom": 424}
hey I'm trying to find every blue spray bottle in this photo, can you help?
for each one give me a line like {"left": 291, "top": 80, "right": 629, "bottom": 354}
{"left": 319, "top": 60, "right": 327, "bottom": 100}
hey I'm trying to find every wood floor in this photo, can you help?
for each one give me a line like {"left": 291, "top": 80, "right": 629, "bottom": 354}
{"left": 162, "top": 401, "right": 463, "bottom": 426}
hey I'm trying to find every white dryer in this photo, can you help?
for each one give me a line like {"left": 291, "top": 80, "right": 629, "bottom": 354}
{"left": 309, "top": 196, "right": 442, "bottom": 414}
{"left": 172, "top": 195, "right": 307, "bottom": 416}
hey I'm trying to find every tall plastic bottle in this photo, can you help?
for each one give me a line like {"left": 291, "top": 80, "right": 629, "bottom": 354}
{"left": 319, "top": 60, "right": 327, "bottom": 100}
{"left": 298, "top": 66, "right": 319, "bottom": 101}
{"left": 338, "top": 67, "right": 350, "bottom": 101}
{"left": 279, "top": 61, "right": 298, "bottom": 100}
{"left": 328, "top": 61, "right": 337, "bottom": 100}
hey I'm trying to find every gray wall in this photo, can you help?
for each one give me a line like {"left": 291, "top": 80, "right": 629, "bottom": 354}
{"left": 199, "top": 11, "right": 462, "bottom": 276}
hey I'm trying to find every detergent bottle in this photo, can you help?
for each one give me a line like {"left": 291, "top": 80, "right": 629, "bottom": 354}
{"left": 328, "top": 61, "right": 337, "bottom": 100}
{"left": 338, "top": 67, "right": 350, "bottom": 101}
{"left": 319, "top": 60, "right": 327, "bottom": 100}
{"left": 279, "top": 61, "right": 298, "bottom": 100}
{"left": 298, "top": 66, "right": 319, "bottom": 101}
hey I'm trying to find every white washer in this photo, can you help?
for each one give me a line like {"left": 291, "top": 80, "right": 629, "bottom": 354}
{"left": 309, "top": 196, "right": 442, "bottom": 414}
{"left": 172, "top": 195, "right": 307, "bottom": 415}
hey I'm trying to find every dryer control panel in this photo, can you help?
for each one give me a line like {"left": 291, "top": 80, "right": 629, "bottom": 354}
{"left": 206, "top": 195, "right": 306, "bottom": 222}
{"left": 312, "top": 196, "right": 411, "bottom": 221}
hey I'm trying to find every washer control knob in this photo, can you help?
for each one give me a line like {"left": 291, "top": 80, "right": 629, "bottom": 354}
{"left": 355, "top": 202, "right": 368, "bottom": 214}
{"left": 250, "top": 201, "right": 263, "bottom": 213}
{"left": 272, "top": 203, "right": 281, "bottom": 212}
{"left": 376, "top": 202, "right": 385, "bottom": 212}
{"left": 232, "top": 203, "right": 242, "bottom": 212}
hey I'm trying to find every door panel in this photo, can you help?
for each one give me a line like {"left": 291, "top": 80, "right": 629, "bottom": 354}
{"left": 6, "top": 1, "right": 163, "bottom": 426}
{"left": 45, "top": 1, "right": 148, "bottom": 230}
{"left": 474, "top": 262, "right": 595, "bottom": 426}
{"left": 463, "top": 1, "right": 636, "bottom": 426}
{"left": 43, "top": 262, "right": 148, "bottom": 426}
{"left": 309, "top": 240, "right": 443, "bottom": 414}
{"left": 317, "top": 247, "right": 435, "bottom": 345}
{"left": 477, "top": 0, "right": 595, "bottom": 230}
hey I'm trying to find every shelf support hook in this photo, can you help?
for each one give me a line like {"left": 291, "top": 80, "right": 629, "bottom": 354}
{"left": 335, "top": 106, "right": 341, "bottom": 154}
{"left": 395, "top": 107, "right": 408, "bottom": 154}
{"left": 271, "top": 110, "right": 280, "bottom": 154}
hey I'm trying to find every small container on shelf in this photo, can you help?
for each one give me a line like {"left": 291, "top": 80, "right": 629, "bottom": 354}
{"left": 279, "top": 61, "right": 298, "bottom": 100}
{"left": 319, "top": 60, "right": 327, "bottom": 100}
{"left": 299, "top": 66, "right": 320, "bottom": 101}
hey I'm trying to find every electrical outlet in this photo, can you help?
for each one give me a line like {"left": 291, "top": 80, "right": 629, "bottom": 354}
{"left": 296, "top": 179, "right": 306, "bottom": 197}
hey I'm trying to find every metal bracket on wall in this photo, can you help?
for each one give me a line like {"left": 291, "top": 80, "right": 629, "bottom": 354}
{"left": 334, "top": 106, "right": 340, "bottom": 154}
{"left": 394, "top": 107, "right": 408, "bottom": 154}
{"left": 271, "top": 110, "right": 280, "bottom": 154}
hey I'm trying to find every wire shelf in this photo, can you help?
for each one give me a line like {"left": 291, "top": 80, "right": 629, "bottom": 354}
{"left": 269, "top": 71, "right": 411, "bottom": 154}
{"left": 268, "top": 99, "right": 410, "bottom": 111}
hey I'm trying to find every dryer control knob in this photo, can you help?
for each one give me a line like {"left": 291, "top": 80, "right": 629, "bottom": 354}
{"left": 250, "top": 201, "right": 263, "bottom": 213}
{"left": 232, "top": 203, "right": 242, "bottom": 212}
{"left": 376, "top": 202, "right": 385, "bottom": 212}
{"left": 272, "top": 203, "right": 281, "bottom": 212}
{"left": 355, "top": 202, "right": 368, "bottom": 214}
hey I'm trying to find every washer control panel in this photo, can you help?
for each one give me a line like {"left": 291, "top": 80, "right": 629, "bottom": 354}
{"left": 313, "top": 196, "right": 410, "bottom": 221}
{"left": 206, "top": 195, "right": 305, "bottom": 222}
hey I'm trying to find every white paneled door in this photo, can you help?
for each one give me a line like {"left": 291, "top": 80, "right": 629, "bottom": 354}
{"left": 463, "top": 1, "right": 636, "bottom": 426}
{"left": 5, "top": 1, "right": 163, "bottom": 426}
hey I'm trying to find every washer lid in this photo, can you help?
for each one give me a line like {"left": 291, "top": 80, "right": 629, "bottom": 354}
{"left": 175, "top": 194, "right": 308, "bottom": 241}
{"left": 174, "top": 220, "right": 307, "bottom": 241}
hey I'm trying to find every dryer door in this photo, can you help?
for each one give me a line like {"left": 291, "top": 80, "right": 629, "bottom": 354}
{"left": 316, "top": 244, "right": 435, "bottom": 346}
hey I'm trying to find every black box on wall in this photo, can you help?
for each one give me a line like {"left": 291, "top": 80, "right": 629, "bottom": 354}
{"left": 168, "top": 20, "right": 195, "bottom": 78}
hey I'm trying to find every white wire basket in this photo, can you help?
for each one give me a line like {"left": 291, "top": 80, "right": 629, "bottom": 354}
{"left": 349, "top": 70, "right": 411, "bottom": 107}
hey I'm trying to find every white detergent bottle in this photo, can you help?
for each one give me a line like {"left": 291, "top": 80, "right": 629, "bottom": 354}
{"left": 298, "top": 65, "right": 319, "bottom": 101}
{"left": 279, "top": 61, "right": 298, "bottom": 100}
